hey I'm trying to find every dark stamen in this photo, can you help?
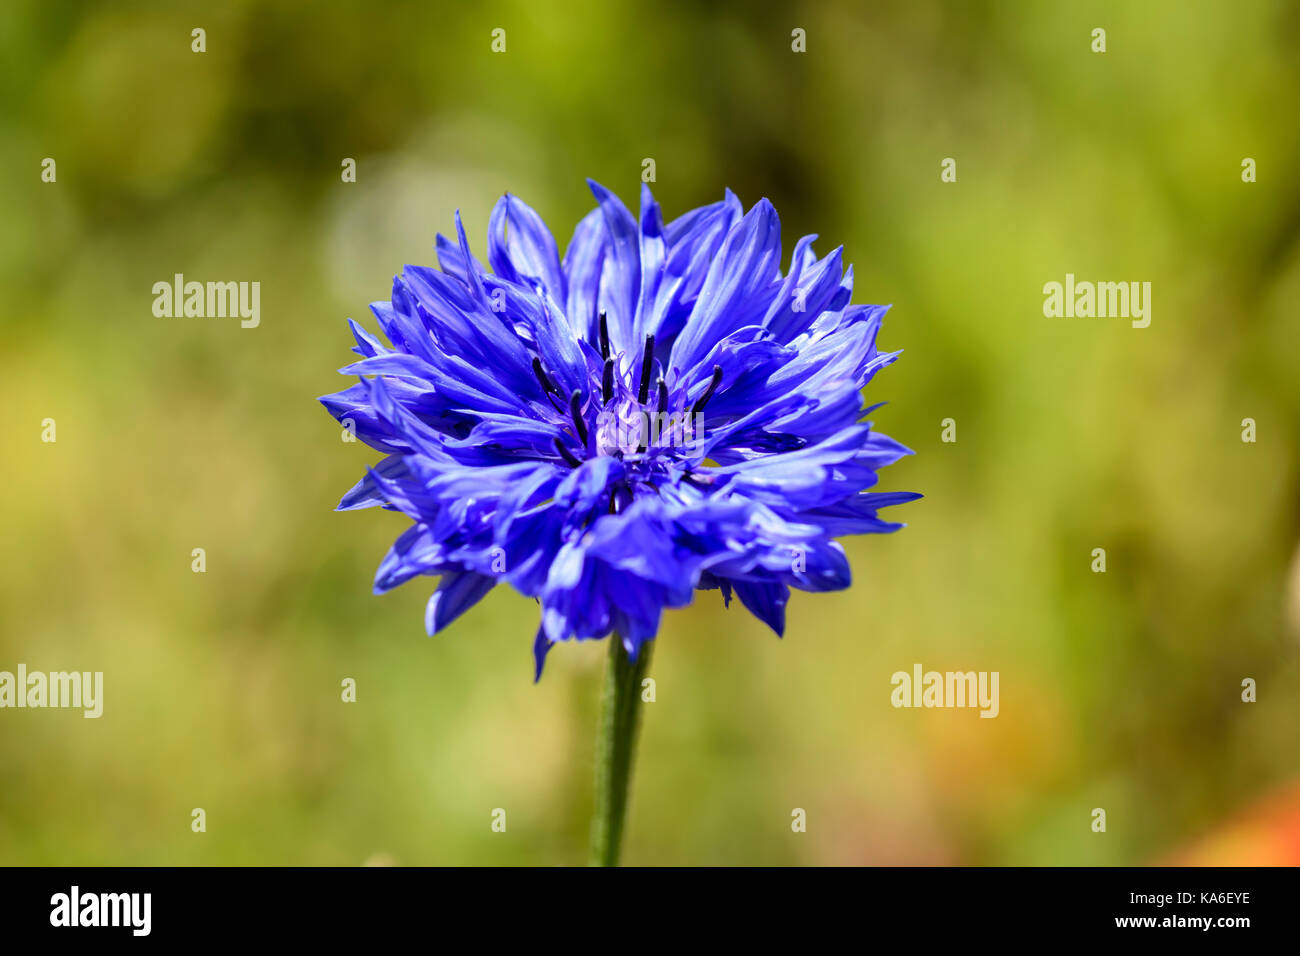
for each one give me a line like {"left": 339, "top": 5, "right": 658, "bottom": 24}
{"left": 691, "top": 365, "right": 723, "bottom": 417}
{"left": 598, "top": 312, "right": 610, "bottom": 361}
{"left": 637, "top": 333, "right": 656, "bottom": 405}
{"left": 532, "top": 356, "right": 556, "bottom": 395}
{"left": 602, "top": 358, "right": 614, "bottom": 405}
{"left": 656, "top": 377, "right": 668, "bottom": 416}
{"left": 553, "top": 437, "right": 582, "bottom": 468}
{"left": 569, "top": 389, "right": 588, "bottom": 446}
{"left": 635, "top": 411, "right": 651, "bottom": 454}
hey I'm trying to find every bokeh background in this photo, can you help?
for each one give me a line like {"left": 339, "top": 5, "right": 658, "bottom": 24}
{"left": 2, "top": 0, "right": 1299, "bottom": 866}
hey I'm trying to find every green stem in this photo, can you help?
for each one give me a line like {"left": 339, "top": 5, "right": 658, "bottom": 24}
{"left": 589, "top": 634, "right": 653, "bottom": 866}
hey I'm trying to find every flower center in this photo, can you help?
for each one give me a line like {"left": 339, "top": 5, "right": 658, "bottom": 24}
{"left": 539, "top": 319, "right": 721, "bottom": 474}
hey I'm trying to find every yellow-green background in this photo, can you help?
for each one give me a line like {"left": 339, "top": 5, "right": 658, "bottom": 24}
{"left": 2, "top": 0, "right": 1298, "bottom": 865}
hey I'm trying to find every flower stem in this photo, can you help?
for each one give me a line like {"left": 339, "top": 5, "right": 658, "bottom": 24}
{"left": 589, "top": 634, "right": 653, "bottom": 866}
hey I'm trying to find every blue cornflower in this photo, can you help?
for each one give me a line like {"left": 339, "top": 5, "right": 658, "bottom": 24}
{"left": 321, "top": 181, "right": 919, "bottom": 678}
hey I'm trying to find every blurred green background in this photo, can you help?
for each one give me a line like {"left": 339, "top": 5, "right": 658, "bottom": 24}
{"left": 2, "top": 0, "right": 1299, "bottom": 865}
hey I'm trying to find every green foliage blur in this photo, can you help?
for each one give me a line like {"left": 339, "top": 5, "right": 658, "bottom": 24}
{"left": 2, "top": 0, "right": 1298, "bottom": 865}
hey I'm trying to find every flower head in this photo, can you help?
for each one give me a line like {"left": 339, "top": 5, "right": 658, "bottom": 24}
{"left": 321, "top": 181, "right": 919, "bottom": 677}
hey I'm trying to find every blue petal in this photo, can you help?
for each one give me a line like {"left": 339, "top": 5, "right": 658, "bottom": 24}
{"left": 732, "top": 580, "right": 789, "bottom": 636}
{"left": 586, "top": 179, "right": 641, "bottom": 357}
{"left": 669, "top": 197, "right": 782, "bottom": 374}
{"left": 488, "top": 194, "right": 568, "bottom": 307}
{"left": 562, "top": 207, "right": 606, "bottom": 345}
{"left": 532, "top": 626, "right": 555, "bottom": 682}
{"left": 425, "top": 571, "right": 497, "bottom": 636}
